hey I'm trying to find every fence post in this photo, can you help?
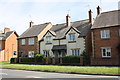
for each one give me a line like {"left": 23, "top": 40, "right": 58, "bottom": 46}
{"left": 45, "top": 57, "right": 49, "bottom": 64}
{"left": 80, "top": 57, "right": 83, "bottom": 65}
{"left": 60, "top": 57, "right": 62, "bottom": 64}
{"left": 52, "top": 57, "right": 56, "bottom": 64}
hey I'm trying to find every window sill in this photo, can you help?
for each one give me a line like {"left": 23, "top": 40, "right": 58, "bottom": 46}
{"left": 68, "top": 41, "right": 76, "bottom": 43}
{"left": 28, "top": 44, "right": 34, "bottom": 46}
{"left": 46, "top": 43, "right": 52, "bottom": 45}
{"left": 101, "top": 38, "right": 110, "bottom": 40}
{"left": 102, "top": 57, "right": 111, "bottom": 59}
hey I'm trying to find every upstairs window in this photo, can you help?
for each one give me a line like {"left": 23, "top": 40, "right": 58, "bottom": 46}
{"left": 71, "top": 49, "right": 80, "bottom": 56}
{"left": 21, "top": 39, "right": 25, "bottom": 45}
{"left": 101, "top": 48, "right": 111, "bottom": 58}
{"left": 28, "top": 38, "right": 34, "bottom": 45}
{"left": 101, "top": 30, "right": 110, "bottom": 39}
{"left": 46, "top": 36, "right": 52, "bottom": 43}
{"left": 69, "top": 33, "right": 75, "bottom": 41}
{"left": 43, "top": 50, "right": 49, "bottom": 57}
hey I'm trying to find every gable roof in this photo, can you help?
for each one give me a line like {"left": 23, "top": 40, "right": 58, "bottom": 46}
{"left": 18, "top": 22, "right": 51, "bottom": 39}
{"left": 0, "top": 31, "right": 18, "bottom": 40}
{"left": 91, "top": 10, "right": 120, "bottom": 29}
{"left": 50, "top": 19, "right": 91, "bottom": 39}
{"left": 43, "top": 30, "right": 56, "bottom": 38}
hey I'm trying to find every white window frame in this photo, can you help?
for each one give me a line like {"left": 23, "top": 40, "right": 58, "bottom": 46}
{"left": 101, "top": 47, "right": 111, "bottom": 58}
{"left": 28, "top": 51, "right": 34, "bottom": 57}
{"left": 101, "top": 30, "right": 110, "bottom": 39}
{"left": 21, "top": 39, "right": 25, "bottom": 45}
{"left": 69, "top": 33, "right": 75, "bottom": 41}
{"left": 71, "top": 49, "right": 80, "bottom": 56}
{"left": 46, "top": 36, "right": 52, "bottom": 43}
{"left": 28, "top": 38, "right": 34, "bottom": 45}
{"left": 43, "top": 50, "right": 49, "bottom": 57}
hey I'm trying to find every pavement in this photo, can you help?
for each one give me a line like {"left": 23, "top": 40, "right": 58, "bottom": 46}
{"left": 0, "top": 69, "right": 119, "bottom": 80}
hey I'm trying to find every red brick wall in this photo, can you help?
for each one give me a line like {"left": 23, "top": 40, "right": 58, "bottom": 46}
{"left": 0, "top": 40, "right": 5, "bottom": 49}
{"left": 18, "top": 37, "right": 38, "bottom": 57}
{"left": 4, "top": 32, "right": 18, "bottom": 61}
{"left": 91, "top": 26, "right": 120, "bottom": 65}
{"left": 85, "top": 29, "right": 92, "bottom": 65}
{"left": 0, "top": 50, "right": 4, "bottom": 61}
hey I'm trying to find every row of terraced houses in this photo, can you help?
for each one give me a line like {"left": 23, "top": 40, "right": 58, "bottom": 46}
{"left": 0, "top": 6, "right": 120, "bottom": 66}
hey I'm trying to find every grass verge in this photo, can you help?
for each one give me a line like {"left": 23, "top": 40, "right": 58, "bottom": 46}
{"left": 0, "top": 61, "right": 10, "bottom": 63}
{"left": 0, "top": 64, "right": 120, "bottom": 75}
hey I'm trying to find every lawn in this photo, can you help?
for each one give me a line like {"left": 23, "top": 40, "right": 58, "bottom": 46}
{"left": 0, "top": 61, "right": 10, "bottom": 63}
{"left": 0, "top": 64, "right": 120, "bottom": 75}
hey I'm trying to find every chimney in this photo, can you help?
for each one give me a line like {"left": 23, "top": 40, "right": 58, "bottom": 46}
{"left": 29, "top": 21, "right": 34, "bottom": 27}
{"left": 4, "top": 28, "right": 10, "bottom": 33}
{"left": 88, "top": 9, "right": 93, "bottom": 24}
{"left": 66, "top": 14, "right": 70, "bottom": 26}
{"left": 97, "top": 6, "right": 101, "bottom": 15}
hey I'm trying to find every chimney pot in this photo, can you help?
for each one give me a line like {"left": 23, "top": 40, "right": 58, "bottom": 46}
{"left": 97, "top": 6, "right": 101, "bottom": 15}
{"left": 88, "top": 9, "right": 93, "bottom": 24}
{"left": 66, "top": 14, "right": 70, "bottom": 26}
{"left": 29, "top": 21, "right": 34, "bottom": 27}
{"left": 4, "top": 28, "right": 10, "bottom": 33}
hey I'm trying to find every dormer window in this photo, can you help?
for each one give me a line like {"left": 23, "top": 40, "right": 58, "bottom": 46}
{"left": 46, "top": 36, "right": 52, "bottom": 43}
{"left": 69, "top": 33, "right": 75, "bottom": 41}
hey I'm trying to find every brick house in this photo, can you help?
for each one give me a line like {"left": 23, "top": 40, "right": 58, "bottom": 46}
{"left": 91, "top": 8, "right": 120, "bottom": 65}
{"left": 40, "top": 10, "right": 93, "bottom": 65}
{"left": 18, "top": 22, "right": 52, "bottom": 57}
{"left": 0, "top": 28, "right": 18, "bottom": 61}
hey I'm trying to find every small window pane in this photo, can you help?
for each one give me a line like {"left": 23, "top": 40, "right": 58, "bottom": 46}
{"left": 46, "top": 36, "right": 51, "bottom": 43}
{"left": 29, "top": 51, "right": 34, "bottom": 57}
{"left": 21, "top": 39, "right": 25, "bottom": 45}
{"left": 29, "top": 38, "right": 34, "bottom": 45}
{"left": 69, "top": 34, "right": 75, "bottom": 41}
{"left": 102, "top": 48, "right": 111, "bottom": 57}
{"left": 101, "top": 30, "right": 110, "bottom": 39}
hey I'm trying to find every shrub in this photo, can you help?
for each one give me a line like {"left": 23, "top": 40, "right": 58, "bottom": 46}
{"left": 80, "top": 50, "right": 89, "bottom": 65}
{"left": 20, "top": 57, "right": 35, "bottom": 63}
{"left": 62, "top": 56, "right": 80, "bottom": 63}
{"left": 10, "top": 58, "right": 17, "bottom": 63}
{"left": 35, "top": 54, "right": 44, "bottom": 63}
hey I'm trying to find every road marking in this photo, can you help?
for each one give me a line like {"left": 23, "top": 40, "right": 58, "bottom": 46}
{"left": 0, "top": 73, "right": 7, "bottom": 75}
{"left": 26, "top": 76, "right": 42, "bottom": 78}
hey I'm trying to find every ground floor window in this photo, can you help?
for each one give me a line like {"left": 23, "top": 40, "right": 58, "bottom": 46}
{"left": 101, "top": 47, "right": 111, "bottom": 58}
{"left": 28, "top": 51, "right": 34, "bottom": 57}
{"left": 43, "top": 50, "right": 49, "bottom": 57}
{"left": 71, "top": 49, "right": 80, "bottom": 56}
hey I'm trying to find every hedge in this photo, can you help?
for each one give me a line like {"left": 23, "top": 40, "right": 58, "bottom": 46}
{"left": 20, "top": 57, "right": 35, "bottom": 62}
{"left": 62, "top": 56, "right": 80, "bottom": 63}
{"left": 10, "top": 58, "right": 17, "bottom": 63}
{"left": 19, "top": 54, "right": 44, "bottom": 63}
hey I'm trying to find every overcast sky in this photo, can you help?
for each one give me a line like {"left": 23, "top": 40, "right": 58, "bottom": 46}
{"left": 0, "top": 0, "right": 119, "bottom": 35}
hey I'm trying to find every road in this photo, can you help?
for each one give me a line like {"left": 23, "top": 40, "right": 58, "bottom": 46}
{"left": 0, "top": 69, "right": 119, "bottom": 80}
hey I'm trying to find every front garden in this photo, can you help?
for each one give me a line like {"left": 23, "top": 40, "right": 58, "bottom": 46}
{"left": 1, "top": 64, "right": 119, "bottom": 75}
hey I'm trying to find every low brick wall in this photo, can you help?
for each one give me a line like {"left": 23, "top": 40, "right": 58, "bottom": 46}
{"left": 17, "top": 57, "right": 84, "bottom": 66}
{"left": 91, "top": 57, "right": 119, "bottom": 66}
